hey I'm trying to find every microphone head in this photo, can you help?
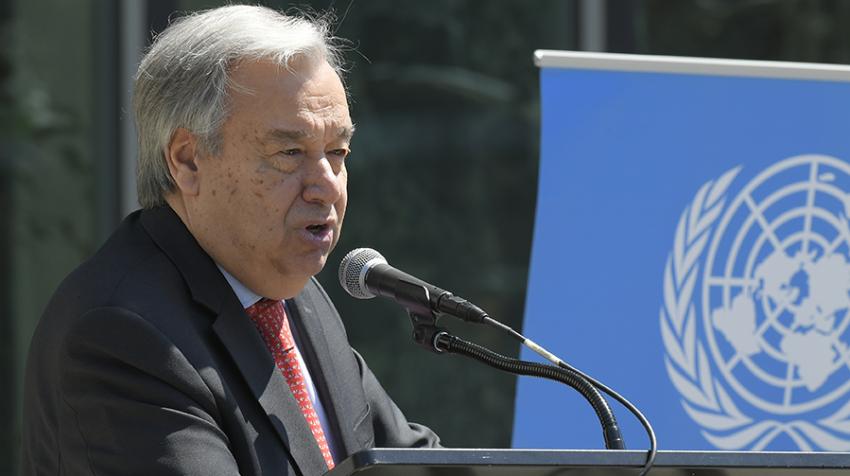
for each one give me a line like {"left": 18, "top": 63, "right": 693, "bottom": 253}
{"left": 338, "top": 248, "right": 388, "bottom": 299}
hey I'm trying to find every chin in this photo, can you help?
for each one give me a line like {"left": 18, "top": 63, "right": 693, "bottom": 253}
{"left": 308, "top": 257, "right": 329, "bottom": 277}
{"left": 274, "top": 255, "right": 327, "bottom": 284}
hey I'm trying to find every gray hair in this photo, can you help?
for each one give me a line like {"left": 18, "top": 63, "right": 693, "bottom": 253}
{"left": 133, "top": 5, "right": 343, "bottom": 208}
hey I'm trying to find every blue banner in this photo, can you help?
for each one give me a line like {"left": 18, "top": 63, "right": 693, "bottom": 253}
{"left": 513, "top": 55, "right": 850, "bottom": 452}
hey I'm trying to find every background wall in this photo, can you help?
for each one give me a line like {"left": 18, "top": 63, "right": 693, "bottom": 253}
{"left": 3, "top": 0, "right": 850, "bottom": 473}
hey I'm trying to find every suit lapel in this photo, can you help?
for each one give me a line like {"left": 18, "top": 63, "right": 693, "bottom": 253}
{"left": 139, "top": 206, "right": 328, "bottom": 474}
{"left": 288, "top": 280, "right": 372, "bottom": 455}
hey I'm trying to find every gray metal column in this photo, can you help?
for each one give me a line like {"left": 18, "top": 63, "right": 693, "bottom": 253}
{"left": 120, "top": 0, "right": 145, "bottom": 216}
{"left": 580, "top": 0, "right": 607, "bottom": 52}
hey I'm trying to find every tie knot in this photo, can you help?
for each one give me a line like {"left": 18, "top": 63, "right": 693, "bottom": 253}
{"left": 246, "top": 298, "right": 293, "bottom": 350}
{"left": 246, "top": 298, "right": 283, "bottom": 318}
{"left": 249, "top": 297, "right": 278, "bottom": 308}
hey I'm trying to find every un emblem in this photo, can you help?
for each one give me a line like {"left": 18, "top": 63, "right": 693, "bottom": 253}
{"left": 661, "top": 154, "right": 850, "bottom": 451}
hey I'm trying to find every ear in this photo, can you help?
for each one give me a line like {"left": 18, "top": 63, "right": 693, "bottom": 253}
{"left": 165, "top": 127, "right": 201, "bottom": 196}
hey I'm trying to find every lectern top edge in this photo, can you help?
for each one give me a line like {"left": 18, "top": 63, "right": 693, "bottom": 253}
{"left": 339, "top": 448, "right": 850, "bottom": 469}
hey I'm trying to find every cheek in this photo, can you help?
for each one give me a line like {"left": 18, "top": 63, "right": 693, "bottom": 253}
{"left": 198, "top": 168, "right": 238, "bottom": 221}
{"left": 337, "top": 170, "right": 348, "bottom": 207}
{"left": 260, "top": 180, "right": 303, "bottom": 224}
{"left": 336, "top": 192, "right": 348, "bottom": 218}
{"left": 206, "top": 161, "right": 244, "bottom": 204}
{"left": 244, "top": 164, "right": 288, "bottom": 205}
{"left": 211, "top": 168, "right": 268, "bottom": 228}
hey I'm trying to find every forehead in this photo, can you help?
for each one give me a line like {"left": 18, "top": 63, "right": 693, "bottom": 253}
{"left": 263, "top": 126, "right": 355, "bottom": 143}
{"left": 225, "top": 58, "right": 352, "bottom": 134}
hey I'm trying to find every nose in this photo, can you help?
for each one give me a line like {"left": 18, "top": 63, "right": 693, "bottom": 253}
{"left": 302, "top": 157, "right": 344, "bottom": 206}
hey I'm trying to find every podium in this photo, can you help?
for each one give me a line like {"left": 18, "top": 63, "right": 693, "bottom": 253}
{"left": 326, "top": 449, "right": 850, "bottom": 475}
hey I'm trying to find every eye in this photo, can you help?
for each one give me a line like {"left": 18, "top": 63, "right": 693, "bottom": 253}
{"left": 281, "top": 148, "right": 303, "bottom": 156}
{"left": 267, "top": 149, "right": 301, "bottom": 173}
{"left": 327, "top": 148, "right": 350, "bottom": 159}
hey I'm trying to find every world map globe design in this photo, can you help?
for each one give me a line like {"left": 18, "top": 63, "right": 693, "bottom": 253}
{"left": 702, "top": 155, "right": 850, "bottom": 415}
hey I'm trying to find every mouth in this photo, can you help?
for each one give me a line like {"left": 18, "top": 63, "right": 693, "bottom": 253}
{"left": 305, "top": 223, "right": 330, "bottom": 236}
{"left": 301, "top": 220, "right": 335, "bottom": 246}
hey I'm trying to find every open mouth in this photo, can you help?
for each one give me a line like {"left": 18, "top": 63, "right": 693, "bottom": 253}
{"left": 306, "top": 223, "right": 329, "bottom": 236}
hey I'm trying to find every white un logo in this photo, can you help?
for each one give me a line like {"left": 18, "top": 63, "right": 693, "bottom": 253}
{"left": 660, "top": 154, "right": 850, "bottom": 451}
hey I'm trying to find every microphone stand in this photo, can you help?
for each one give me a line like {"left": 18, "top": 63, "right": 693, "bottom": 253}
{"left": 407, "top": 309, "right": 626, "bottom": 451}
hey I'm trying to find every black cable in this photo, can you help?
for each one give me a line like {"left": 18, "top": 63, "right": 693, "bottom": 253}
{"left": 434, "top": 332, "right": 625, "bottom": 450}
{"left": 482, "top": 316, "right": 657, "bottom": 476}
{"left": 553, "top": 359, "right": 656, "bottom": 475}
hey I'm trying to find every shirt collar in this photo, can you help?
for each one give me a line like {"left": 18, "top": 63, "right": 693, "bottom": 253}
{"left": 216, "top": 264, "right": 262, "bottom": 309}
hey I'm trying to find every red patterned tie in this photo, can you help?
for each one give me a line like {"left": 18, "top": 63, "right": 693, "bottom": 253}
{"left": 246, "top": 299, "right": 335, "bottom": 470}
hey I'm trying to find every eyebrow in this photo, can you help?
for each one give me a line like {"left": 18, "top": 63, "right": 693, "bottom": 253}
{"left": 264, "top": 126, "right": 356, "bottom": 143}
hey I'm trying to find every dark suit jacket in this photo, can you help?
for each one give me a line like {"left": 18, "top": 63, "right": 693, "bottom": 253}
{"left": 22, "top": 206, "right": 439, "bottom": 476}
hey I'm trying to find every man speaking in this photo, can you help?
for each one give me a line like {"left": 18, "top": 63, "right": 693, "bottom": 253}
{"left": 21, "top": 5, "right": 439, "bottom": 475}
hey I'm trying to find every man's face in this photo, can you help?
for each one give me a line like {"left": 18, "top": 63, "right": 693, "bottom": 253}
{"left": 187, "top": 59, "right": 352, "bottom": 299}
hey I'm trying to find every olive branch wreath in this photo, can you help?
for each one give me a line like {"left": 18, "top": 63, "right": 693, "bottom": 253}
{"left": 659, "top": 163, "right": 850, "bottom": 451}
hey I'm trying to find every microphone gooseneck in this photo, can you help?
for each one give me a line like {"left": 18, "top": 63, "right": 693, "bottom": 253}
{"left": 433, "top": 332, "right": 625, "bottom": 450}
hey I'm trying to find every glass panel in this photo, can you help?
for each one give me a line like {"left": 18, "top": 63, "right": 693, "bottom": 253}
{"left": 639, "top": 1, "right": 850, "bottom": 63}
{"left": 3, "top": 1, "right": 118, "bottom": 473}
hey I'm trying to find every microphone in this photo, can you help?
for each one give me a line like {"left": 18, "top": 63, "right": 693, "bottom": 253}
{"left": 338, "top": 248, "right": 488, "bottom": 323}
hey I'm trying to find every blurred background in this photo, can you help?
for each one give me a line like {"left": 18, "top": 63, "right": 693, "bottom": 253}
{"left": 3, "top": 0, "right": 850, "bottom": 473}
